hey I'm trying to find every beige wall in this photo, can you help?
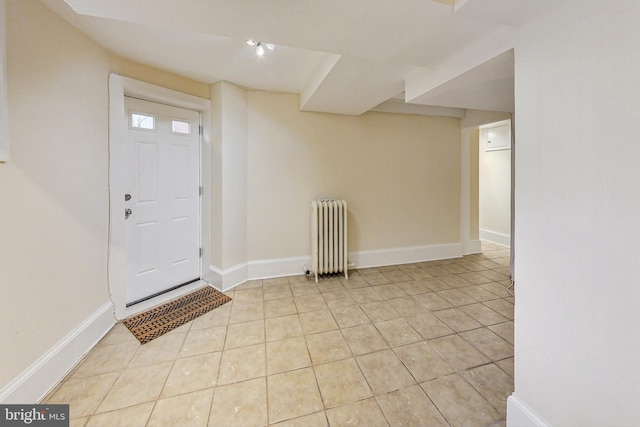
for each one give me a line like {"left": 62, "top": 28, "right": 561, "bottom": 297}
{"left": 210, "top": 82, "right": 248, "bottom": 270}
{"left": 111, "top": 56, "right": 209, "bottom": 99}
{"left": 0, "top": 0, "right": 213, "bottom": 392}
{"left": 247, "top": 92, "right": 461, "bottom": 261}
{"left": 0, "top": 0, "right": 111, "bottom": 387}
{"left": 209, "top": 83, "right": 224, "bottom": 267}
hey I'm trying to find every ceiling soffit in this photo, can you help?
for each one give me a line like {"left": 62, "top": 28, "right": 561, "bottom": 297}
{"left": 50, "top": 0, "right": 565, "bottom": 115}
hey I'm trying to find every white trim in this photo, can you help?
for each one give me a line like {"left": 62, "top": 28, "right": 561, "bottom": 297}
{"left": 108, "top": 74, "right": 211, "bottom": 320}
{"left": 205, "top": 265, "right": 223, "bottom": 290}
{"left": 467, "top": 239, "right": 482, "bottom": 254}
{"left": 210, "top": 257, "right": 308, "bottom": 292}
{"left": 209, "top": 263, "right": 249, "bottom": 292}
{"left": 349, "top": 243, "right": 463, "bottom": 268}
{"left": 211, "top": 243, "right": 465, "bottom": 290}
{"left": 507, "top": 394, "right": 552, "bottom": 427}
{"left": 0, "top": 302, "right": 115, "bottom": 404}
{"left": 249, "top": 256, "right": 308, "bottom": 281}
{"left": 480, "top": 229, "right": 511, "bottom": 247}
{"left": 201, "top": 260, "right": 218, "bottom": 288}
{"left": 479, "top": 119, "right": 511, "bottom": 129}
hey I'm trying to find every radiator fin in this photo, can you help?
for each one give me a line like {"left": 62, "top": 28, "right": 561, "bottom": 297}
{"left": 311, "top": 199, "right": 348, "bottom": 283}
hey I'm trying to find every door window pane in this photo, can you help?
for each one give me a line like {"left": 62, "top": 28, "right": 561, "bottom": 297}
{"left": 131, "top": 113, "right": 155, "bottom": 130}
{"left": 171, "top": 120, "right": 191, "bottom": 134}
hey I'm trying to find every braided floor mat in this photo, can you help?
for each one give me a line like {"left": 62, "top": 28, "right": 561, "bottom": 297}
{"left": 123, "top": 286, "right": 231, "bottom": 344}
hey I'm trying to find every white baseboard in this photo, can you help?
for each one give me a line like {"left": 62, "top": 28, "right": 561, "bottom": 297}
{"left": 209, "top": 262, "right": 248, "bottom": 292}
{"left": 0, "top": 302, "right": 116, "bottom": 404}
{"left": 507, "top": 394, "right": 551, "bottom": 427}
{"left": 210, "top": 243, "right": 465, "bottom": 290}
{"left": 248, "top": 256, "right": 309, "bottom": 281}
{"left": 349, "top": 243, "right": 463, "bottom": 269}
{"left": 479, "top": 229, "right": 511, "bottom": 247}
{"left": 209, "top": 257, "right": 308, "bottom": 292}
{"left": 202, "top": 265, "right": 221, "bottom": 290}
{"left": 466, "top": 239, "right": 482, "bottom": 255}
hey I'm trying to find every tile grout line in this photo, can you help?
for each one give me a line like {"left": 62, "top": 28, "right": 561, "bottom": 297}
{"left": 50, "top": 246, "right": 513, "bottom": 426}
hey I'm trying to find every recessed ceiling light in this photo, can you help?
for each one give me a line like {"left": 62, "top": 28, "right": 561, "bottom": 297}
{"left": 247, "top": 40, "right": 275, "bottom": 56}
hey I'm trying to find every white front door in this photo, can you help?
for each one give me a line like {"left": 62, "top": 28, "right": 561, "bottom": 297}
{"left": 124, "top": 97, "right": 201, "bottom": 304}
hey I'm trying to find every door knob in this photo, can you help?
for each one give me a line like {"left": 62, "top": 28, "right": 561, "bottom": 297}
{"left": 125, "top": 208, "right": 132, "bottom": 219}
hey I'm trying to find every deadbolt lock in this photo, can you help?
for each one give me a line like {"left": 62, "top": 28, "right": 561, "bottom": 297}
{"left": 125, "top": 194, "right": 132, "bottom": 201}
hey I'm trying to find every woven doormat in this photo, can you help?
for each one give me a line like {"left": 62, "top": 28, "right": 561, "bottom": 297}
{"left": 123, "top": 287, "right": 231, "bottom": 344}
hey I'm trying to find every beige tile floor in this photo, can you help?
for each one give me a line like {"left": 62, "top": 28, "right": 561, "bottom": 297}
{"left": 43, "top": 242, "right": 514, "bottom": 427}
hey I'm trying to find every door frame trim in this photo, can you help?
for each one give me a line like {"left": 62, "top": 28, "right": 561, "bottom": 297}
{"left": 108, "top": 74, "right": 211, "bottom": 320}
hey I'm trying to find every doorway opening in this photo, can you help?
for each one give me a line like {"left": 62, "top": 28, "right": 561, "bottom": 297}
{"left": 108, "top": 74, "right": 212, "bottom": 320}
{"left": 478, "top": 119, "right": 512, "bottom": 249}
{"left": 461, "top": 114, "right": 514, "bottom": 278}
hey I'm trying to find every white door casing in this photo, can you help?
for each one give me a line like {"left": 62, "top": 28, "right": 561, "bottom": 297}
{"left": 124, "top": 97, "right": 200, "bottom": 304}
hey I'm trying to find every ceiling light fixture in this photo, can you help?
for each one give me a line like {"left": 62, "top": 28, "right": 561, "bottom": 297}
{"left": 247, "top": 40, "right": 274, "bottom": 56}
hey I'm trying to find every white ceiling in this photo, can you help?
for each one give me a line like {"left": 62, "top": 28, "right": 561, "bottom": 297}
{"left": 41, "top": 0, "right": 565, "bottom": 116}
